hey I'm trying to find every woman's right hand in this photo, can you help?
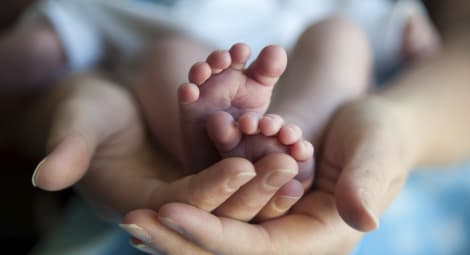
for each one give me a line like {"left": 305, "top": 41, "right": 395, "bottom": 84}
{"left": 32, "top": 72, "right": 302, "bottom": 221}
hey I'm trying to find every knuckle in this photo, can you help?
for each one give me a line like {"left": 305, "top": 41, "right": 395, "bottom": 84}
{"left": 186, "top": 177, "right": 217, "bottom": 210}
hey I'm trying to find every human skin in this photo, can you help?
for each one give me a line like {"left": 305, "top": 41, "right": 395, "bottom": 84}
{"left": 120, "top": 2, "right": 470, "bottom": 254}
{"left": 28, "top": 14, "right": 445, "bottom": 255}
{"left": 126, "top": 15, "right": 370, "bottom": 227}
{"left": 121, "top": 39, "right": 470, "bottom": 254}
{"left": 130, "top": 16, "right": 372, "bottom": 225}
{"left": 177, "top": 43, "right": 314, "bottom": 183}
{"left": 27, "top": 1, "right": 466, "bottom": 251}
{"left": 30, "top": 72, "right": 302, "bottom": 222}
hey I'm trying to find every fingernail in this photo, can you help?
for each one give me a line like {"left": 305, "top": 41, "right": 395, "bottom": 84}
{"left": 32, "top": 158, "right": 47, "bottom": 187}
{"left": 130, "top": 241, "right": 160, "bottom": 254}
{"left": 158, "top": 217, "right": 185, "bottom": 235}
{"left": 273, "top": 196, "right": 300, "bottom": 212}
{"left": 119, "top": 224, "right": 152, "bottom": 243}
{"left": 359, "top": 189, "right": 380, "bottom": 230}
{"left": 364, "top": 206, "right": 380, "bottom": 229}
{"left": 225, "top": 172, "right": 256, "bottom": 192}
{"left": 264, "top": 169, "right": 297, "bottom": 190}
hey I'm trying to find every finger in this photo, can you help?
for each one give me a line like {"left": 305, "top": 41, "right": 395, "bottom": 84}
{"left": 289, "top": 192, "right": 363, "bottom": 254}
{"left": 156, "top": 203, "right": 274, "bottom": 255}
{"left": 32, "top": 134, "right": 91, "bottom": 191}
{"left": 214, "top": 153, "right": 298, "bottom": 221}
{"left": 149, "top": 157, "right": 256, "bottom": 211}
{"left": 33, "top": 75, "right": 134, "bottom": 191}
{"left": 254, "top": 179, "right": 304, "bottom": 221}
{"left": 334, "top": 134, "right": 409, "bottom": 232}
{"left": 79, "top": 155, "right": 256, "bottom": 215}
{"left": 156, "top": 201, "right": 356, "bottom": 255}
{"left": 121, "top": 209, "right": 212, "bottom": 255}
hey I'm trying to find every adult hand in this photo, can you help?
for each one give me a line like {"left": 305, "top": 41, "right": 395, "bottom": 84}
{"left": 121, "top": 95, "right": 418, "bottom": 254}
{"left": 32, "top": 72, "right": 302, "bottom": 220}
{"left": 324, "top": 96, "right": 417, "bottom": 231}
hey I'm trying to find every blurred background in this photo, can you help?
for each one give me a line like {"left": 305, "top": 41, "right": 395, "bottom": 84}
{"left": 0, "top": 1, "right": 71, "bottom": 254}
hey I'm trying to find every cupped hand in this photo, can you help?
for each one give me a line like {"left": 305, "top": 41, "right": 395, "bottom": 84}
{"left": 323, "top": 95, "right": 418, "bottom": 231}
{"left": 121, "top": 95, "right": 418, "bottom": 254}
{"left": 32, "top": 72, "right": 302, "bottom": 220}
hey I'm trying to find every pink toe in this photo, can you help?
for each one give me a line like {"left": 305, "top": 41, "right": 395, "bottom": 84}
{"left": 178, "top": 83, "right": 199, "bottom": 104}
{"left": 189, "top": 62, "right": 212, "bottom": 85}
{"left": 278, "top": 124, "right": 302, "bottom": 145}
{"left": 238, "top": 112, "right": 259, "bottom": 135}
{"left": 207, "top": 111, "right": 241, "bottom": 152}
{"left": 207, "top": 50, "right": 231, "bottom": 74}
{"left": 229, "top": 43, "right": 251, "bottom": 70}
{"left": 259, "top": 114, "right": 284, "bottom": 136}
{"left": 290, "top": 140, "right": 314, "bottom": 161}
{"left": 246, "top": 45, "right": 287, "bottom": 86}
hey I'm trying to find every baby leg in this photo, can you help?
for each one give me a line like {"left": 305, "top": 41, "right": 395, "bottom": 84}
{"left": 271, "top": 16, "right": 373, "bottom": 182}
{"left": 134, "top": 36, "right": 213, "bottom": 164}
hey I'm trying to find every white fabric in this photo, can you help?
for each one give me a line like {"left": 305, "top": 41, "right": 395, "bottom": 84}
{"left": 22, "top": 0, "right": 428, "bottom": 73}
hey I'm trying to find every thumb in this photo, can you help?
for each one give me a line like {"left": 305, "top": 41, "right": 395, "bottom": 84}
{"left": 32, "top": 133, "right": 92, "bottom": 191}
{"left": 334, "top": 133, "right": 410, "bottom": 232}
{"left": 32, "top": 75, "right": 128, "bottom": 191}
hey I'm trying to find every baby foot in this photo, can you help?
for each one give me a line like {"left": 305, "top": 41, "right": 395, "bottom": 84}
{"left": 207, "top": 111, "right": 315, "bottom": 185}
{"left": 178, "top": 43, "right": 287, "bottom": 172}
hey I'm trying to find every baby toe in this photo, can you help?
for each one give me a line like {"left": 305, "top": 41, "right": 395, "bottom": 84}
{"left": 278, "top": 124, "right": 302, "bottom": 145}
{"left": 246, "top": 45, "right": 287, "bottom": 86}
{"left": 207, "top": 50, "right": 231, "bottom": 74}
{"left": 189, "top": 61, "right": 212, "bottom": 85}
{"left": 259, "top": 114, "right": 284, "bottom": 136}
{"left": 208, "top": 111, "right": 241, "bottom": 152}
{"left": 178, "top": 82, "right": 200, "bottom": 104}
{"left": 290, "top": 140, "right": 314, "bottom": 162}
{"left": 238, "top": 112, "right": 260, "bottom": 135}
{"left": 229, "top": 43, "right": 251, "bottom": 70}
